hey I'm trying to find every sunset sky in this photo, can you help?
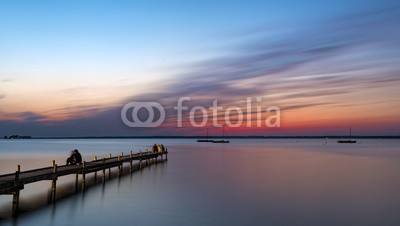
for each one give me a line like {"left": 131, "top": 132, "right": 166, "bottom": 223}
{"left": 1, "top": 0, "right": 400, "bottom": 136}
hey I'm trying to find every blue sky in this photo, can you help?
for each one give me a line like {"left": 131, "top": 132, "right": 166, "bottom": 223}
{"left": 0, "top": 0, "right": 400, "bottom": 136}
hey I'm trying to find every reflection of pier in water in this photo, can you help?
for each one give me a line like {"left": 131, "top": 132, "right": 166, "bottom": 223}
{"left": 0, "top": 149, "right": 168, "bottom": 218}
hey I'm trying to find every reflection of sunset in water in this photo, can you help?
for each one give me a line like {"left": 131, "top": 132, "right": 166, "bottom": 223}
{"left": 1, "top": 139, "right": 400, "bottom": 225}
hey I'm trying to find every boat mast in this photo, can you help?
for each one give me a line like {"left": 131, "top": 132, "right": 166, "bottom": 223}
{"left": 349, "top": 126, "right": 352, "bottom": 139}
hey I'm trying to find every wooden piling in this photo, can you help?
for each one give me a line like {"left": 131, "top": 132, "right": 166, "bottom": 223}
{"left": 139, "top": 150, "right": 143, "bottom": 170}
{"left": 75, "top": 173, "right": 79, "bottom": 193}
{"left": 93, "top": 156, "right": 98, "bottom": 181}
{"left": 108, "top": 153, "right": 112, "bottom": 178}
{"left": 51, "top": 160, "right": 57, "bottom": 203}
{"left": 12, "top": 190, "right": 20, "bottom": 218}
{"left": 146, "top": 149, "right": 150, "bottom": 166}
{"left": 102, "top": 158, "right": 106, "bottom": 182}
{"left": 130, "top": 150, "right": 133, "bottom": 173}
{"left": 82, "top": 161, "right": 86, "bottom": 192}
{"left": 166, "top": 148, "right": 168, "bottom": 161}
{"left": 118, "top": 156, "right": 122, "bottom": 176}
{"left": 12, "top": 165, "right": 21, "bottom": 218}
{"left": 120, "top": 152, "right": 124, "bottom": 169}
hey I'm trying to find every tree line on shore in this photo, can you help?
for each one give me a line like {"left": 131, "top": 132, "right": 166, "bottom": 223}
{"left": 4, "top": 135, "right": 32, "bottom": 139}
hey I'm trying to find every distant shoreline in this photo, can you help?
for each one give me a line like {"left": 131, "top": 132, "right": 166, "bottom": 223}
{"left": 2, "top": 136, "right": 400, "bottom": 140}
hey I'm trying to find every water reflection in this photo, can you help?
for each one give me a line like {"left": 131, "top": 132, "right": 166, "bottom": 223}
{"left": 50, "top": 202, "right": 56, "bottom": 225}
{"left": 1, "top": 139, "right": 400, "bottom": 226}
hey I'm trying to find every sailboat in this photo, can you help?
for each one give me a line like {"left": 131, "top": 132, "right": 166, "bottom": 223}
{"left": 212, "top": 126, "right": 229, "bottom": 143}
{"left": 197, "top": 128, "right": 214, "bottom": 142}
{"left": 337, "top": 127, "right": 357, "bottom": 143}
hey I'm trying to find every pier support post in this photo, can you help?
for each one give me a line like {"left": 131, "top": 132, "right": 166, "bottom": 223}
{"left": 118, "top": 156, "right": 122, "bottom": 176}
{"left": 108, "top": 153, "right": 112, "bottom": 179}
{"left": 166, "top": 148, "right": 168, "bottom": 161}
{"left": 146, "top": 149, "right": 150, "bottom": 166}
{"left": 130, "top": 150, "right": 133, "bottom": 173}
{"left": 82, "top": 161, "right": 86, "bottom": 192}
{"left": 139, "top": 150, "right": 142, "bottom": 170}
{"left": 75, "top": 173, "right": 79, "bottom": 193}
{"left": 51, "top": 160, "right": 58, "bottom": 203}
{"left": 120, "top": 152, "right": 124, "bottom": 170}
{"left": 102, "top": 158, "right": 106, "bottom": 182}
{"left": 12, "top": 191, "right": 20, "bottom": 218}
{"left": 93, "top": 156, "right": 97, "bottom": 181}
{"left": 12, "top": 165, "right": 21, "bottom": 218}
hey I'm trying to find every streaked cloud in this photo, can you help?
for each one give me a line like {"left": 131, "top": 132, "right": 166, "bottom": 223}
{"left": 0, "top": 4, "right": 400, "bottom": 136}
{"left": 0, "top": 111, "right": 47, "bottom": 122}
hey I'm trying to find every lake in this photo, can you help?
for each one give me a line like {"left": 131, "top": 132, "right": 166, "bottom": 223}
{"left": 1, "top": 139, "right": 400, "bottom": 226}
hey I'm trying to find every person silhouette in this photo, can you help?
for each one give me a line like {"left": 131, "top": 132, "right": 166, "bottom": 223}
{"left": 66, "top": 149, "right": 82, "bottom": 165}
{"left": 152, "top": 144, "right": 158, "bottom": 152}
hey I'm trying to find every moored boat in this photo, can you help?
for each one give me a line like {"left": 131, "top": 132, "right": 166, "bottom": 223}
{"left": 337, "top": 127, "right": 357, "bottom": 143}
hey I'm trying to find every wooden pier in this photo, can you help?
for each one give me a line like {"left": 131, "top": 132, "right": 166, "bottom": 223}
{"left": 0, "top": 148, "right": 168, "bottom": 217}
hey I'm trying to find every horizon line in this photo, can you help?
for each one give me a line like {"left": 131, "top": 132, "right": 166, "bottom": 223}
{"left": 3, "top": 135, "right": 400, "bottom": 139}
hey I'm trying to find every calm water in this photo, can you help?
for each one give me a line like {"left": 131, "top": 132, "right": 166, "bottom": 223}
{"left": 0, "top": 139, "right": 400, "bottom": 226}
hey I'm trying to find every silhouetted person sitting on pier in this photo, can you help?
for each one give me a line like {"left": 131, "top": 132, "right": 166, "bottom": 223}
{"left": 66, "top": 149, "right": 82, "bottom": 165}
{"left": 159, "top": 144, "right": 165, "bottom": 152}
{"left": 152, "top": 144, "right": 158, "bottom": 153}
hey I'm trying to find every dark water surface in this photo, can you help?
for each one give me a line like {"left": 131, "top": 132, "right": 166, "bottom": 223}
{"left": 1, "top": 139, "right": 400, "bottom": 226}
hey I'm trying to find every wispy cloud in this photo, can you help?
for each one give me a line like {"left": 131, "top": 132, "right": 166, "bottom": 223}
{"left": 121, "top": 6, "right": 400, "bottom": 111}
{"left": 1, "top": 111, "right": 47, "bottom": 122}
{"left": 1, "top": 6, "right": 400, "bottom": 136}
